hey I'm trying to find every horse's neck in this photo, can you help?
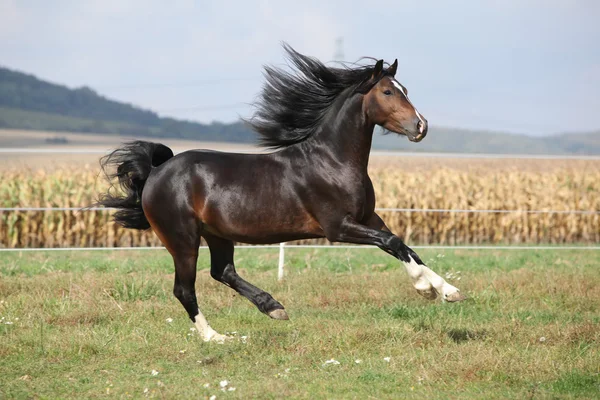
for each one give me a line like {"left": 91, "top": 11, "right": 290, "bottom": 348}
{"left": 305, "top": 94, "right": 374, "bottom": 171}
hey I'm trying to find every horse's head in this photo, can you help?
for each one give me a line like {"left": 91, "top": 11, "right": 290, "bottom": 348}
{"left": 363, "top": 59, "right": 428, "bottom": 142}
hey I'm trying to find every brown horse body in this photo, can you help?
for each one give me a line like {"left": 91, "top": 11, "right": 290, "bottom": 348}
{"left": 98, "top": 44, "right": 464, "bottom": 342}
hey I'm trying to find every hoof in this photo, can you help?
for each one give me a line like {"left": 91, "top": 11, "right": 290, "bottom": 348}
{"left": 416, "top": 288, "right": 438, "bottom": 300}
{"left": 205, "top": 332, "right": 233, "bottom": 344}
{"left": 444, "top": 291, "right": 467, "bottom": 303}
{"left": 268, "top": 309, "right": 289, "bottom": 320}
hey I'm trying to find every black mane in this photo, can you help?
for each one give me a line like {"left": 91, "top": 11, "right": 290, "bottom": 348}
{"left": 247, "top": 43, "right": 381, "bottom": 149}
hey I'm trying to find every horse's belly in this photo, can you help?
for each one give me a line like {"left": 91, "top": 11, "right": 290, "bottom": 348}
{"left": 199, "top": 201, "right": 325, "bottom": 244}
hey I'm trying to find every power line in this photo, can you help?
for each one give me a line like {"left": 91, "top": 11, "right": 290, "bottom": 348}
{"left": 157, "top": 103, "right": 251, "bottom": 113}
{"left": 94, "top": 77, "right": 260, "bottom": 90}
{"left": 0, "top": 245, "right": 597, "bottom": 252}
{"left": 1, "top": 207, "right": 598, "bottom": 215}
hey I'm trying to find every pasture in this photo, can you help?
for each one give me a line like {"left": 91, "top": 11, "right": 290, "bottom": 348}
{"left": 1, "top": 131, "right": 599, "bottom": 398}
{"left": 1, "top": 248, "right": 598, "bottom": 399}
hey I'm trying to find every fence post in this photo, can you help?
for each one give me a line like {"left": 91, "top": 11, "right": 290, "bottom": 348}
{"left": 278, "top": 242, "right": 285, "bottom": 281}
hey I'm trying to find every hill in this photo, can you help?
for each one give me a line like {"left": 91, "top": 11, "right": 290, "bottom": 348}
{"left": 0, "top": 66, "right": 254, "bottom": 143}
{"left": 1, "top": 65, "right": 599, "bottom": 154}
{"left": 372, "top": 127, "right": 600, "bottom": 155}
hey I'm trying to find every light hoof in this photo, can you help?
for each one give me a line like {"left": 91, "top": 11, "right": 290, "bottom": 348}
{"left": 205, "top": 332, "right": 234, "bottom": 344}
{"left": 416, "top": 288, "right": 438, "bottom": 300}
{"left": 444, "top": 291, "right": 467, "bottom": 303}
{"left": 268, "top": 309, "right": 289, "bottom": 320}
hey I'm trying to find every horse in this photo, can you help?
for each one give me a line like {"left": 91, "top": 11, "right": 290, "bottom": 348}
{"left": 97, "top": 44, "right": 465, "bottom": 343}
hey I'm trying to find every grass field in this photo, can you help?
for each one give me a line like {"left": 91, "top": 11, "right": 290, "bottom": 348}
{"left": 0, "top": 248, "right": 598, "bottom": 399}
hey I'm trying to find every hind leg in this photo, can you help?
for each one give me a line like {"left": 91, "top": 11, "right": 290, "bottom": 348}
{"left": 172, "top": 249, "right": 231, "bottom": 343}
{"left": 147, "top": 209, "right": 230, "bottom": 342}
{"left": 204, "top": 234, "right": 289, "bottom": 320}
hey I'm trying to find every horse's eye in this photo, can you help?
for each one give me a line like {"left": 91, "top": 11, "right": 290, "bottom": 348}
{"left": 384, "top": 90, "right": 392, "bottom": 96}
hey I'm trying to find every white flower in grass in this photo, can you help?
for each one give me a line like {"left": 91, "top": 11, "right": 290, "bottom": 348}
{"left": 190, "top": 328, "right": 196, "bottom": 331}
{"left": 203, "top": 383, "right": 210, "bottom": 388}
{"left": 240, "top": 335, "right": 248, "bottom": 344}
{"left": 143, "top": 388, "right": 148, "bottom": 394}
{"left": 151, "top": 370, "right": 159, "bottom": 376}
{"left": 209, "top": 396, "right": 217, "bottom": 400}
{"left": 219, "top": 380, "right": 228, "bottom": 388}
{"left": 228, "top": 387, "right": 236, "bottom": 391}
{"left": 165, "top": 318, "right": 173, "bottom": 323}
{"left": 539, "top": 336, "right": 546, "bottom": 342}
{"left": 383, "top": 357, "right": 391, "bottom": 362}
{"left": 355, "top": 359, "right": 362, "bottom": 364}
{"left": 322, "top": 359, "right": 340, "bottom": 366}
{"left": 179, "top": 350, "right": 186, "bottom": 354}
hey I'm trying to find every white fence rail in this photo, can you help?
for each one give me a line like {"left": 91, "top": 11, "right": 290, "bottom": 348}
{"left": 1, "top": 206, "right": 598, "bottom": 215}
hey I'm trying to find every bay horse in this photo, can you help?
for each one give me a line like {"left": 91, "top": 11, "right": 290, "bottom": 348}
{"left": 98, "top": 44, "right": 464, "bottom": 343}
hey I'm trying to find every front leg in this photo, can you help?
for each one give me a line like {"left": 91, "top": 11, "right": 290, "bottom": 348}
{"left": 327, "top": 214, "right": 465, "bottom": 302}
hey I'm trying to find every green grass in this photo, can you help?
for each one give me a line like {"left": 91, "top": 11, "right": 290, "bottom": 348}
{"left": 0, "top": 248, "right": 599, "bottom": 399}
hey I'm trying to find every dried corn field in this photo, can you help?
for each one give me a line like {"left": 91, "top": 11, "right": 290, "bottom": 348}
{"left": 0, "top": 158, "right": 599, "bottom": 248}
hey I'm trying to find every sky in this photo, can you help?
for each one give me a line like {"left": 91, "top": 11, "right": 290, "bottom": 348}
{"left": 0, "top": 0, "right": 599, "bottom": 136}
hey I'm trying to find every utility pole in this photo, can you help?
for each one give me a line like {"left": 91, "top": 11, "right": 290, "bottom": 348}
{"left": 333, "top": 37, "right": 345, "bottom": 62}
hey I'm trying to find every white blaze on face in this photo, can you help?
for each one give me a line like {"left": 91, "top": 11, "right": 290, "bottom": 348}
{"left": 391, "top": 78, "right": 425, "bottom": 133}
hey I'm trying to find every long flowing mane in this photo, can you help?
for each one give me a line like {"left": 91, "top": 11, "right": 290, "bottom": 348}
{"left": 247, "top": 43, "right": 380, "bottom": 149}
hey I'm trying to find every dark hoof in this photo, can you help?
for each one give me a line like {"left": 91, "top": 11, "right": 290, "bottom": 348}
{"left": 445, "top": 292, "right": 467, "bottom": 302}
{"left": 268, "top": 309, "right": 289, "bottom": 320}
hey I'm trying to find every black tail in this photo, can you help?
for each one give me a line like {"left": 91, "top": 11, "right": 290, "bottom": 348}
{"left": 96, "top": 141, "right": 174, "bottom": 230}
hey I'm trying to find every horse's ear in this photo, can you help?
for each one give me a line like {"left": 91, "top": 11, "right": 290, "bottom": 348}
{"left": 372, "top": 59, "right": 384, "bottom": 79}
{"left": 387, "top": 59, "right": 398, "bottom": 77}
